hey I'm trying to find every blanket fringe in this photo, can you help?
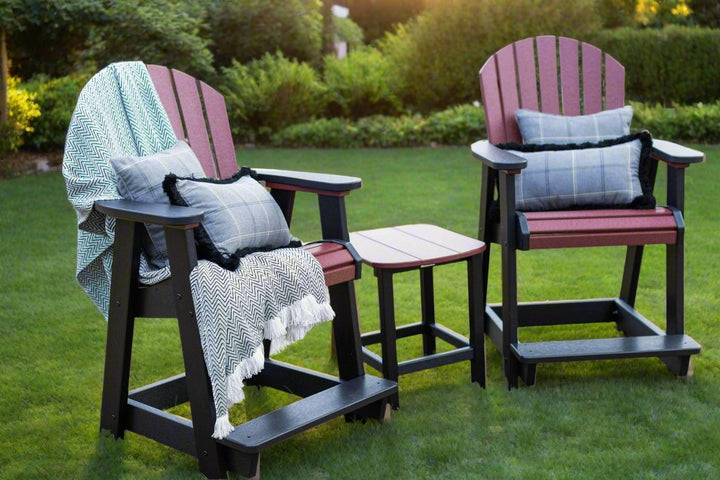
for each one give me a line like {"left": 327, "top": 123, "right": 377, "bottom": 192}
{"left": 212, "top": 414, "right": 234, "bottom": 439}
{"left": 226, "top": 346, "right": 265, "bottom": 406}
{"left": 266, "top": 295, "right": 335, "bottom": 355}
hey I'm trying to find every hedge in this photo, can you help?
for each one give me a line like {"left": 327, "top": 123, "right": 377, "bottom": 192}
{"left": 591, "top": 26, "right": 720, "bottom": 105}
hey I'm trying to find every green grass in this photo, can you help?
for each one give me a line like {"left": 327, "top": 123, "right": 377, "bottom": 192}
{"left": 1, "top": 146, "right": 719, "bottom": 479}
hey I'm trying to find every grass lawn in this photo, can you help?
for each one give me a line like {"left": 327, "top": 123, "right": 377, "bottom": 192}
{"left": 1, "top": 145, "right": 719, "bottom": 479}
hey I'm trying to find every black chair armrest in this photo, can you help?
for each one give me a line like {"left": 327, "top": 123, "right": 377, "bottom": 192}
{"left": 651, "top": 139, "right": 705, "bottom": 166}
{"left": 95, "top": 199, "right": 204, "bottom": 227}
{"left": 471, "top": 140, "right": 527, "bottom": 171}
{"left": 255, "top": 168, "right": 362, "bottom": 194}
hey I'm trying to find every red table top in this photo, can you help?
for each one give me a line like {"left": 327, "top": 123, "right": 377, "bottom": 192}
{"left": 349, "top": 224, "right": 486, "bottom": 270}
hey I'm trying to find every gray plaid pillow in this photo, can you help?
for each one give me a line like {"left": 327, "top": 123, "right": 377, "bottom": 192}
{"left": 109, "top": 140, "right": 205, "bottom": 265}
{"left": 516, "top": 106, "right": 633, "bottom": 144}
{"left": 163, "top": 169, "right": 297, "bottom": 270}
{"left": 501, "top": 132, "right": 653, "bottom": 211}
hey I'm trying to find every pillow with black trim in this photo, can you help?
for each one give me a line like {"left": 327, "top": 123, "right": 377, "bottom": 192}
{"left": 163, "top": 167, "right": 300, "bottom": 270}
{"left": 109, "top": 140, "right": 205, "bottom": 266}
{"left": 516, "top": 105, "right": 633, "bottom": 145}
{"left": 498, "top": 131, "right": 655, "bottom": 212}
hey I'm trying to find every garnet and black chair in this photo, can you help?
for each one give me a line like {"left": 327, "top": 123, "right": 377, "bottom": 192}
{"left": 63, "top": 62, "right": 396, "bottom": 479}
{"left": 472, "top": 36, "right": 703, "bottom": 388}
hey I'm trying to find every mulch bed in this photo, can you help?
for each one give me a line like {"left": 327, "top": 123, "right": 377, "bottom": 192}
{"left": 0, "top": 150, "right": 63, "bottom": 179}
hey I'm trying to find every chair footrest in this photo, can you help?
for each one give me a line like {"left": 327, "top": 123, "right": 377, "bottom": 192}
{"left": 513, "top": 334, "right": 701, "bottom": 363}
{"left": 220, "top": 375, "right": 396, "bottom": 453}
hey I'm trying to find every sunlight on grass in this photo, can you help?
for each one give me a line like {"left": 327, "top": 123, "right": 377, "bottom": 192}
{"left": 1, "top": 146, "right": 719, "bottom": 479}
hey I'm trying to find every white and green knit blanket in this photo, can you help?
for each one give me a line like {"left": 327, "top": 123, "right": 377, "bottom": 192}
{"left": 63, "top": 62, "right": 334, "bottom": 439}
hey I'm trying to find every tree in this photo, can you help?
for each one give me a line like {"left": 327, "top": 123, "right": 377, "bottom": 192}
{"left": 0, "top": 0, "right": 103, "bottom": 124}
{"left": 209, "top": 0, "right": 323, "bottom": 68}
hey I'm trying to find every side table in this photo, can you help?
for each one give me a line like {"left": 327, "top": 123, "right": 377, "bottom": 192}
{"left": 349, "top": 224, "right": 486, "bottom": 408}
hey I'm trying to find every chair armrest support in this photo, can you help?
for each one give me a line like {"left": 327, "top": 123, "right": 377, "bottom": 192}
{"left": 651, "top": 139, "right": 705, "bottom": 166}
{"left": 95, "top": 199, "right": 204, "bottom": 227}
{"left": 471, "top": 140, "right": 527, "bottom": 171}
{"left": 255, "top": 168, "right": 362, "bottom": 195}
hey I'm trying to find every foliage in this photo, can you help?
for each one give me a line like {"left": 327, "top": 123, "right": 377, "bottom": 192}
{"left": 343, "top": 0, "right": 428, "bottom": 43}
{"left": 380, "top": 0, "right": 603, "bottom": 113}
{"left": 692, "top": 0, "right": 720, "bottom": 27}
{"left": 86, "top": 0, "right": 215, "bottom": 80}
{"left": 1, "top": 0, "right": 104, "bottom": 78}
{"left": 334, "top": 15, "right": 364, "bottom": 44}
{"left": 632, "top": 100, "right": 720, "bottom": 143}
{"left": 22, "top": 72, "right": 92, "bottom": 151}
{"left": 220, "top": 52, "right": 327, "bottom": 143}
{"left": 591, "top": 26, "right": 720, "bottom": 105}
{"left": 271, "top": 103, "right": 484, "bottom": 148}
{"left": 0, "top": 76, "right": 40, "bottom": 154}
{"left": 209, "top": 0, "right": 323, "bottom": 69}
{"left": 323, "top": 47, "right": 402, "bottom": 119}
{"left": 633, "top": 0, "right": 692, "bottom": 27}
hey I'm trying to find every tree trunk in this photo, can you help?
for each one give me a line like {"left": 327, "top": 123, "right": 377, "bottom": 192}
{"left": 321, "top": 0, "right": 335, "bottom": 57}
{"left": 0, "top": 26, "right": 8, "bottom": 123}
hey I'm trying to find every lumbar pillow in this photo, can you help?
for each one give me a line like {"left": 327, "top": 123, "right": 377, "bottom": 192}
{"left": 498, "top": 131, "right": 655, "bottom": 212}
{"left": 163, "top": 167, "right": 300, "bottom": 270}
{"left": 515, "top": 105, "right": 633, "bottom": 145}
{"left": 109, "top": 140, "right": 206, "bottom": 266}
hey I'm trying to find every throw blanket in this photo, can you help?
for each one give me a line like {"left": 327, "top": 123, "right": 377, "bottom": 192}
{"left": 63, "top": 62, "right": 334, "bottom": 439}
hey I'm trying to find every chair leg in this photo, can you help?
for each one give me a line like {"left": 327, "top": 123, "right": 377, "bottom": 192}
{"left": 165, "top": 227, "right": 228, "bottom": 479}
{"left": 420, "top": 267, "right": 437, "bottom": 356}
{"left": 501, "top": 240, "right": 521, "bottom": 390}
{"left": 619, "top": 245, "right": 644, "bottom": 308}
{"left": 467, "top": 255, "right": 486, "bottom": 387}
{"left": 99, "top": 310, "right": 134, "bottom": 438}
{"left": 100, "top": 219, "right": 142, "bottom": 438}
{"left": 664, "top": 237, "right": 690, "bottom": 377}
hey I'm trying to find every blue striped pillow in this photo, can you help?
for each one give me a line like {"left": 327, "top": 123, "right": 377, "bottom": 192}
{"left": 516, "top": 106, "right": 633, "bottom": 145}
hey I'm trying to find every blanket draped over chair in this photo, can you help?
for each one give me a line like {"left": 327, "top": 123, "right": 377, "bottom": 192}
{"left": 63, "top": 62, "right": 335, "bottom": 439}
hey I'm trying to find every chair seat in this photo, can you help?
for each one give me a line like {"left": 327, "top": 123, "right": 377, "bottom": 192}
{"left": 303, "top": 242, "right": 358, "bottom": 285}
{"left": 517, "top": 207, "right": 680, "bottom": 250}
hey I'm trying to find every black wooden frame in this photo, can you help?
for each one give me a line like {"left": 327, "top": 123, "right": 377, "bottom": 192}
{"left": 471, "top": 139, "right": 704, "bottom": 389}
{"left": 94, "top": 171, "right": 397, "bottom": 479}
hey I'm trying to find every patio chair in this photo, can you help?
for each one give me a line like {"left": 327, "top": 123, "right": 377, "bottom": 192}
{"left": 63, "top": 62, "right": 396, "bottom": 479}
{"left": 472, "top": 36, "right": 704, "bottom": 388}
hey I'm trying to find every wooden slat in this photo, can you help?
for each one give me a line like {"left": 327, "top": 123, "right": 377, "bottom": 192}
{"left": 349, "top": 224, "right": 485, "bottom": 270}
{"left": 220, "top": 376, "right": 396, "bottom": 453}
{"left": 171, "top": 69, "right": 217, "bottom": 177}
{"left": 581, "top": 42, "right": 604, "bottom": 114}
{"left": 512, "top": 334, "right": 701, "bottom": 363}
{"left": 528, "top": 230, "right": 677, "bottom": 250}
{"left": 522, "top": 208, "right": 672, "bottom": 221}
{"left": 604, "top": 53, "right": 625, "bottom": 110}
{"left": 146, "top": 65, "right": 185, "bottom": 140}
{"left": 303, "top": 242, "right": 357, "bottom": 285}
{"left": 514, "top": 37, "right": 539, "bottom": 112}
{"left": 536, "top": 36, "right": 560, "bottom": 114}
{"left": 199, "top": 81, "right": 237, "bottom": 178}
{"left": 525, "top": 211, "right": 678, "bottom": 235}
{"left": 479, "top": 56, "right": 508, "bottom": 144}
{"left": 559, "top": 37, "right": 580, "bottom": 116}
{"left": 495, "top": 44, "right": 522, "bottom": 143}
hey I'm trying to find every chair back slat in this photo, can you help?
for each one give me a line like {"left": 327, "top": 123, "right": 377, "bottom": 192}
{"left": 604, "top": 54, "right": 625, "bottom": 109}
{"left": 581, "top": 42, "right": 603, "bottom": 113}
{"left": 495, "top": 44, "right": 522, "bottom": 143}
{"left": 146, "top": 65, "right": 185, "bottom": 140}
{"left": 479, "top": 56, "right": 508, "bottom": 144}
{"left": 199, "top": 81, "right": 238, "bottom": 179}
{"left": 515, "top": 38, "right": 539, "bottom": 112}
{"left": 171, "top": 69, "right": 217, "bottom": 177}
{"left": 479, "top": 36, "right": 627, "bottom": 144}
{"left": 536, "top": 36, "right": 561, "bottom": 115}
{"left": 559, "top": 37, "right": 581, "bottom": 116}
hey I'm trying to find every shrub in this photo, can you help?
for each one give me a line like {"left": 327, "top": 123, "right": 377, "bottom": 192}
{"left": 381, "top": 0, "right": 602, "bottom": 113}
{"left": 323, "top": 47, "right": 403, "bottom": 119}
{"left": 591, "top": 27, "right": 720, "bottom": 105}
{"left": 22, "top": 72, "right": 92, "bottom": 151}
{"left": 271, "top": 103, "right": 485, "bottom": 148}
{"left": 0, "top": 77, "right": 41, "bottom": 155}
{"left": 632, "top": 101, "right": 720, "bottom": 143}
{"left": 220, "top": 52, "right": 327, "bottom": 143}
{"left": 209, "top": 0, "right": 322, "bottom": 68}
